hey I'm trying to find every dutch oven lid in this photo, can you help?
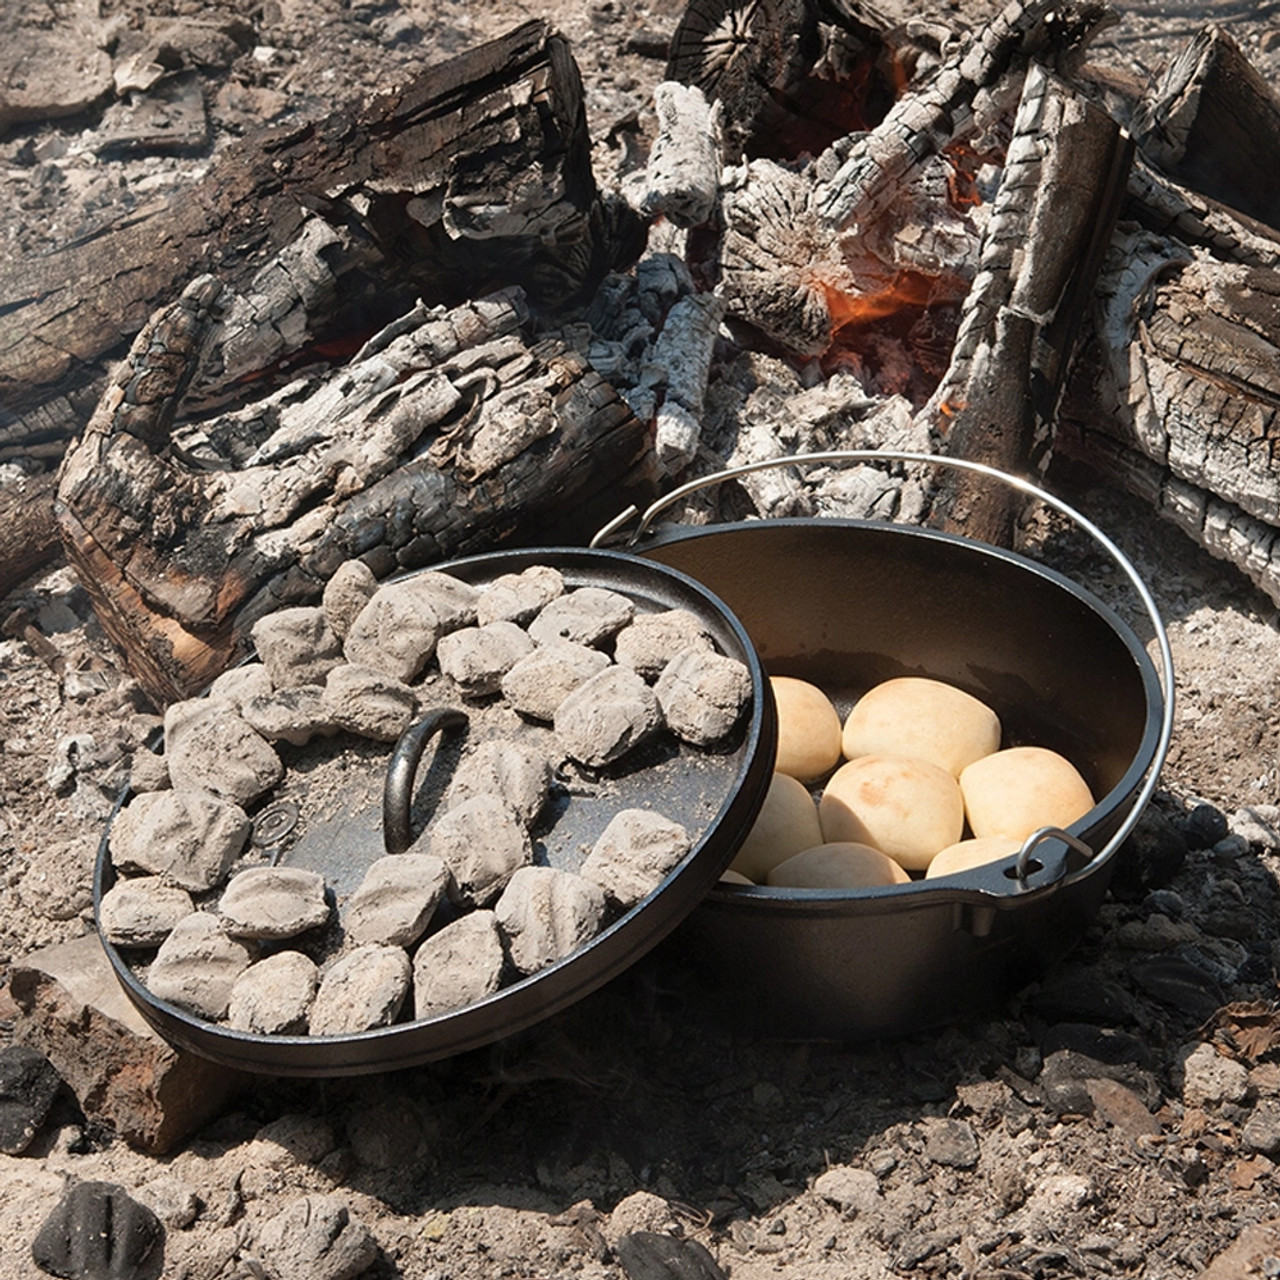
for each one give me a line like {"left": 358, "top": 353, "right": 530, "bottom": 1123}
{"left": 94, "top": 547, "right": 777, "bottom": 1076}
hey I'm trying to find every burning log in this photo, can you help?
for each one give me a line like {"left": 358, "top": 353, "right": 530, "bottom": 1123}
{"left": 55, "top": 281, "right": 653, "bottom": 706}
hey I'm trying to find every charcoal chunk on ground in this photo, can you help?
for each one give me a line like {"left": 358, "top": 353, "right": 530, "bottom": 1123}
{"left": 309, "top": 944, "right": 411, "bottom": 1036}
{"left": 655, "top": 648, "right": 752, "bottom": 746}
{"left": 227, "top": 951, "right": 319, "bottom": 1035}
{"left": 163, "top": 700, "right": 283, "bottom": 807}
{"left": 436, "top": 620, "right": 535, "bottom": 696}
{"left": 251, "top": 606, "right": 344, "bottom": 689}
{"left": 146, "top": 913, "right": 257, "bottom": 1020}
{"left": 219, "top": 866, "right": 330, "bottom": 940}
{"left": 581, "top": 809, "right": 692, "bottom": 909}
{"left": 614, "top": 609, "right": 717, "bottom": 679}
{"left": 501, "top": 640, "right": 612, "bottom": 721}
{"left": 31, "top": 1181, "right": 163, "bottom": 1280}
{"left": 99, "top": 877, "right": 195, "bottom": 948}
{"left": 342, "top": 582, "right": 442, "bottom": 682}
{"left": 444, "top": 738, "right": 551, "bottom": 829}
{"left": 257, "top": 1194, "right": 377, "bottom": 1280}
{"left": 477, "top": 564, "right": 564, "bottom": 625}
{"left": 322, "top": 559, "right": 378, "bottom": 640}
{"left": 528, "top": 586, "right": 635, "bottom": 647}
{"left": 0, "top": 1045, "right": 62, "bottom": 1155}
{"left": 240, "top": 685, "right": 339, "bottom": 746}
{"left": 494, "top": 866, "right": 609, "bottom": 976}
{"left": 430, "top": 794, "right": 532, "bottom": 907}
{"left": 413, "top": 910, "right": 506, "bottom": 1019}
{"left": 615, "top": 1231, "right": 727, "bottom": 1280}
{"left": 109, "top": 789, "right": 250, "bottom": 892}
{"left": 345, "top": 854, "right": 449, "bottom": 947}
{"left": 323, "top": 664, "right": 417, "bottom": 742}
{"left": 554, "top": 666, "right": 662, "bottom": 767}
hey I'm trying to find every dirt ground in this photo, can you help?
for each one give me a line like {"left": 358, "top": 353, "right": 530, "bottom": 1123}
{"left": 3, "top": 1, "right": 1280, "bottom": 1278}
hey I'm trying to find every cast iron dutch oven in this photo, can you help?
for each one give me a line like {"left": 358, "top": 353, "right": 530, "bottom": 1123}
{"left": 597, "top": 451, "right": 1174, "bottom": 1040}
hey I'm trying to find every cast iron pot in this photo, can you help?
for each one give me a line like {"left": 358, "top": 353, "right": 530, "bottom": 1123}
{"left": 599, "top": 452, "right": 1174, "bottom": 1040}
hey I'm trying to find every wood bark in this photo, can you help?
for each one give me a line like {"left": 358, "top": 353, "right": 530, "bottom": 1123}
{"left": 0, "top": 472, "right": 61, "bottom": 599}
{"left": 929, "top": 64, "right": 1131, "bottom": 546}
{"left": 0, "top": 20, "right": 631, "bottom": 461}
{"left": 55, "top": 281, "right": 655, "bottom": 706}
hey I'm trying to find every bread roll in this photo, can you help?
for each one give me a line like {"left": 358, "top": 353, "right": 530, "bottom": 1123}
{"left": 841, "top": 676, "right": 1001, "bottom": 776}
{"left": 819, "top": 754, "right": 964, "bottom": 872}
{"left": 770, "top": 676, "right": 843, "bottom": 782}
{"left": 959, "top": 746, "right": 1094, "bottom": 840}
{"left": 728, "top": 771, "right": 825, "bottom": 882}
{"left": 924, "top": 835, "right": 1022, "bottom": 879}
{"left": 766, "top": 842, "right": 911, "bottom": 889}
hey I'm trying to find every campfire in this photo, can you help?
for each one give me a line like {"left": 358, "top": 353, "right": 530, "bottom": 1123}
{"left": 2, "top": 0, "right": 1278, "bottom": 709}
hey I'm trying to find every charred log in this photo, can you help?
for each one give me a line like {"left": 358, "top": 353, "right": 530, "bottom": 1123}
{"left": 0, "top": 472, "right": 61, "bottom": 599}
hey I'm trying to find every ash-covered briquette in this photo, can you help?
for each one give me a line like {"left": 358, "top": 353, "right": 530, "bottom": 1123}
{"left": 613, "top": 607, "right": 717, "bottom": 678}
{"left": 163, "top": 697, "right": 284, "bottom": 806}
{"left": 98, "top": 877, "right": 196, "bottom": 948}
{"left": 527, "top": 585, "right": 635, "bottom": 646}
{"left": 655, "top": 647, "right": 753, "bottom": 746}
{"left": 345, "top": 854, "right": 449, "bottom": 948}
{"left": 218, "top": 866, "right": 331, "bottom": 940}
{"left": 322, "top": 664, "right": 417, "bottom": 741}
{"left": 553, "top": 665, "right": 663, "bottom": 767}
{"left": 146, "top": 912, "right": 257, "bottom": 1021}
{"left": 109, "top": 789, "right": 250, "bottom": 892}
{"left": 250, "top": 606, "right": 344, "bottom": 689}
{"left": 580, "top": 809, "right": 692, "bottom": 910}
{"left": 412, "top": 910, "right": 506, "bottom": 1021}
{"left": 443, "top": 738, "right": 551, "bottom": 829}
{"left": 476, "top": 564, "right": 564, "bottom": 625}
{"left": 429, "top": 793, "right": 533, "bottom": 908}
{"left": 501, "top": 639, "right": 612, "bottom": 721}
{"left": 241, "top": 685, "right": 338, "bottom": 746}
{"left": 226, "top": 950, "right": 319, "bottom": 1036}
{"left": 308, "top": 943, "right": 412, "bottom": 1036}
{"left": 436, "top": 619, "right": 536, "bottom": 695}
{"left": 494, "top": 866, "right": 609, "bottom": 976}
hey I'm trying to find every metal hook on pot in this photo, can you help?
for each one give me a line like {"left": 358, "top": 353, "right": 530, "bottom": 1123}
{"left": 383, "top": 707, "right": 469, "bottom": 855}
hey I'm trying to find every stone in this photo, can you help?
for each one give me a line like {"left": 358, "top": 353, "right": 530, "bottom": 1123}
{"left": 31, "top": 1181, "right": 163, "bottom": 1280}
{"left": 922, "top": 1117, "right": 979, "bottom": 1168}
{"left": 98, "top": 877, "right": 195, "bottom": 948}
{"left": 9, "top": 934, "right": 245, "bottom": 1153}
{"left": 476, "top": 564, "right": 564, "bottom": 625}
{"left": 554, "top": 666, "right": 662, "bottom": 768}
{"left": 342, "top": 584, "right": 441, "bottom": 682}
{"left": 0, "top": 1044, "right": 61, "bottom": 1155}
{"left": 219, "top": 867, "right": 330, "bottom": 940}
{"left": 1180, "top": 1042, "right": 1250, "bottom": 1107}
{"left": 251, "top": 607, "right": 344, "bottom": 689}
{"left": 322, "top": 560, "right": 378, "bottom": 640}
{"left": 494, "top": 866, "right": 609, "bottom": 976}
{"left": 1242, "top": 1100, "right": 1280, "bottom": 1157}
{"left": 654, "top": 648, "right": 752, "bottom": 746}
{"left": 256, "top": 1195, "right": 378, "bottom": 1280}
{"left": 226, "top": 951, "right": 319, "bottom": 1035}
{"left": 580, "top": 808, "right": 691, "bottom": 909}
{"left": 128, "top": 748, "right": 170, "bottom": 794}
{"left": 240, "top": 686, "right": 339, "bottom": 746}
{"left": 500, "top": 640, "right": 612, "bottom": 721}
{"left": 436, "top": 620, "right": 536, "bottom": 695}
{"left": 135, "top": 1175, "right": 200, "bottom": 1230}
{"left": 412, "top": 911, "right": 506, "bottom": 1019}
{"left": 812, "top": 1165, "right": 881, "bottom": 1214}
{"left": 344, "top": 854, "right": 449, "bottom": 947}
{"left": 323, "top": 665, "right": 417, "bottom": 742}
{"left": 146, "top": 913, "right": 257, "bottom": 1020}
{"left": 528, "top": 586, "right": 635, "bottom": 647}
{"left": 429, "top": 794, "right": 532, "bottom": 907}
{"left": 444, "top": 739, "right": 551, "bottom": 829}
{"left": 309, "top": 944, "right": 411, "bottom": 1036}
{"left": 613, "top": 609, "right": 717, "bottom": 678}
{"left": 163, "top": 701, "right": 284, "bottom": 808}
{"left": 109, "top": 789, "right": 250, "bottom": 892}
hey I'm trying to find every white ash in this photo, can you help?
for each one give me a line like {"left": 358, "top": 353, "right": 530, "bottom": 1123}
{"left": 342, "top": 583, "right": 442, "bottom": 683}
{"left": 344, "top": 853, "right": 449, "bottom": 948}
{"left": 218, "top": 866, "right": 331, "bottom": 940}
{"left": 500, "top": 640, "right": 612, "bottom": 721}
{"left": 476, "top": 564, "right": 564, "bottom": 625}
{"left": 308, "top": 943, "right": 412, "bottom": 1036}
{"left": 412, "top": 910, "right": 506, "bottom": 1020}
{"left": 240, "top": 685, "right": 339, "bottom": 746}
{"left": 146, "top": 912, "right": 258, "bottom": 1021}
{"left": 322, "top": 664, "right": 417, "bottom": 742}
{"left": 207, "top": 662, "right": 274, "bottom": 712}
{"left": 322, "top": 558, "right": 378, "bottom": 639}
{"left": 639, "top": 81, "right": 721, "bottom": 228}
{"left": 109, "top": 789, "right": 250, "bottom": 892}
{"left": 580, "top": 809, "right": 692, "bottom": 910}
{"left": 654, "top": 648, "right": 753, "bottom": 746}
{"left": 429, "top": 794, "right": 532, "bottom": 908}
{"left": 128, "top": 746, "right": 169, "bottom": 793}
{"left": 163, "top": 698, "right": 284, "bottom": 807}
{"left": 494, "top": 866, "right": 609, "bottom": 977}
{"left": 226, "top": 950, "right": 319, "bottom": 1036}
{"left": 443, "top": 738, "right": 551, "bottom": 829}
{"left": 250, "top": 606, "right": 344, "bottom": 689}
{"left": 613, "top": 609, "right": 717, "bottom": 679}
{"left": 554, "top": 665, "right": 662, "bottom": 768}
{"left": 527, "top": 586, "right": 636, "bottom": 647}
{"left": 436, "top": 620, "right": 536, "bottom": 696}
{"left": 98, "top": 877, "right": 195, "bottom": 948}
